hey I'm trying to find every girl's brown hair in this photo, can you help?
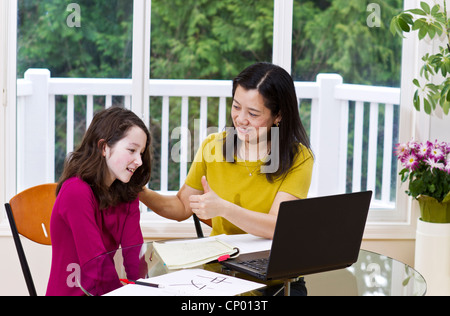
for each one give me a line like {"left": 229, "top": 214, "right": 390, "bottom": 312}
{"left": 57, "top": 107, "right": 152, "bottom": 209}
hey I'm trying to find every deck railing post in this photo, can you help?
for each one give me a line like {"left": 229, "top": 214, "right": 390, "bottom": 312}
{"left": 17, "top": 69, "right": 54, "bottom": 191}
{"left": 310, "top": 74, "right": 344, "bottom": 196}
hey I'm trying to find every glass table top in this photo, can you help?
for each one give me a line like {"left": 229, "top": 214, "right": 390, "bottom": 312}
{"left": 79, "top": 242, "right": 426, "bottom": 296}
{"left": 304, "top": 249, "right": 426, "bottom": 296}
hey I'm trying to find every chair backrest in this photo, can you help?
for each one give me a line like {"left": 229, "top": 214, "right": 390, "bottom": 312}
{"left": 5, "top": 183, "right": 57, "bottom": 296}
{"left": 193, "top": 214, "right": 212, "bottom": 238}
{"left": 8, "top": 183, "right": 57, "bottom": 245}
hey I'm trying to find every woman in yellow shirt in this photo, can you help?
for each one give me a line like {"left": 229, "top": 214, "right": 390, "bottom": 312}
{"left": 140, "top": 62, "right": 314, "bottom": 239}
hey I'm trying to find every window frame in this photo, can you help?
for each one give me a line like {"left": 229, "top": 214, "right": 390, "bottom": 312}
{"left": 0, "top": 0, "right": 17, "bottom": 232}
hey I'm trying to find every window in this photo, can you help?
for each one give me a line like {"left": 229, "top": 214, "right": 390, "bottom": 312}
{"left": 148, "top": 0, "right": 274, "bottom": 193}
{"left": 5, "top": 0, "right": 418, "bottom": 238}
{"left": 17, "top": 0, "right": 134, "bottom": 181}
{"left": 291, "top": 0, "right": 406, "bottom": 228}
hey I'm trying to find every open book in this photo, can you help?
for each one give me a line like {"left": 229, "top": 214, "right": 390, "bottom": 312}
{"left": 153, "top": 237, "right": 239, "bottom": 270}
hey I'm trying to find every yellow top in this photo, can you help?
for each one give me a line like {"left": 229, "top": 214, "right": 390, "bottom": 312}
{"left": 185, "top": 132, "right": 314, "bottom": 236}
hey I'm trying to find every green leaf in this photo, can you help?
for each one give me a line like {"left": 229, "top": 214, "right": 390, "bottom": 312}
{"left": 401, "top": 13, "right": 414, "bottom": 25}
{"left": 398, "top": 17, "right": 411, "bottom": 32}
{"left": 430, "top": 21, "right": 444, "bottom": 38}
{"left": 429, "top": 184, "right": 436, "bottom": 193}
{"left": 431, "top": 5, "right": 441, "bottom": 15}
{"left": 414, "top": 90, "right": 421, "bottom": 111}
{"left": 390, "top": 17, "right": 407, "bottom": 37}
{"left": 418, "top": 25, "right": 429, "bottom": 40}
{"left": 445, "top": 62, "right": 450, "bottom": 76}
{"left": 389, "top": 18, "right": 399, "bottom": 36}
{"left": 424, "top": 98, "right": 432, "bottom": 114}
{"left": 400, "top": 169, "right": 410, "bottom": 183}
{"left": 442, "top": 100, "right": 450, "bottom": 115}
{"left": 412, "top": 18, "right": 426, "bottom": 31}
{"left": 408, "top": 9, "right": 426, "bottom": 16}
{"left": 441, "top": 84, "right": 450, "bottom": 102}
{"left": 391, "top": 14, "right": 413, "bottom": 37}
{"left": 427, "top": 25, "right": 436, "bottom": 39}
{"left": 420, "top": 2, "right": 431, "bottom": 14}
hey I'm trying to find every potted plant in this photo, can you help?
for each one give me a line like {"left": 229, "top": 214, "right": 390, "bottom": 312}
{"left": 395, "top": 139, "right": 450, "bottom": 296}
{"left": 395, "top": 140, "right": 450, "bottom": 223}
{"left": 396, "top": 139, "right": 450, "bottom": 296}
{"left": 390, "top": 1, "right": 450, "bottom": 115}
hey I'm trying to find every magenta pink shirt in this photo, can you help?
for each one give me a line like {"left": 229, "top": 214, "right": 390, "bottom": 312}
{"left": 46, "top": 177, "right": 144, "bottom": 296}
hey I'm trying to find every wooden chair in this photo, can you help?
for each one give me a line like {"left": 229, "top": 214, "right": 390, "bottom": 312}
{"left": 4, "top": 183, "right": 57, "bottom": 296}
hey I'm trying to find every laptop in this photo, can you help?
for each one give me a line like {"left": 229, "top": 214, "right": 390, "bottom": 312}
{"left": 222, "top": 191, "right": 372, "bottom": 281}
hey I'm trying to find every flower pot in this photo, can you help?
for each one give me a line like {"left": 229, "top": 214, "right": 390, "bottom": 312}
{"left": 417, "top": 195, "right": 450, "bottom": 223}
{"left": 415, "top": 218, "right": 450, "bottom": 296}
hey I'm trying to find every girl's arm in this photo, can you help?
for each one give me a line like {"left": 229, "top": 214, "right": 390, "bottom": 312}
{"left": 139, "top": 185, "right": 201, "bottom": 222}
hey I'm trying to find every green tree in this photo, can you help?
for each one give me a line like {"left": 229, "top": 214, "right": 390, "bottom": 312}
{"left": 293, "top": 0, "right": 403, "bottom": 86}
{"left": 150, "top": 0, "right": 273, "bottom": 80}
{"left": 18, "top": 0, "right": 133, "bottom": 78}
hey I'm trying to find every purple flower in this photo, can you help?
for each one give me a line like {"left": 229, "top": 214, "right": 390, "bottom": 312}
{"left": 394, "top": 143, "right": 409, "bottom": 160}
{"left": 402, "top": 153, "right": 419, "bottom": 171}
{"left": 437, "top": 141, "right": 450, "bottom": 154}
{"left": 407, "top": 141, "right": 419, "bottom": 151}
{"left": 430, "top": 146, "right": 445, "bottom": 161}
{"left": 417, "top": 142, "right": 431, "bottom": 158}
{"left": 425, "top": 157, "right": 445, "bottom": 172}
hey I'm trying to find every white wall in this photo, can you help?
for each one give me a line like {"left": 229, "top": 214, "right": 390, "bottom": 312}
{"left": 0, "top": 237, "right": 52, "bottom": 296}
{"left": 430, "top": 115, "right": 450, "bottom": 143}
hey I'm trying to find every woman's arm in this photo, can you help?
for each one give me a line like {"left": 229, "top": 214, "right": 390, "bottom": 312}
{"left": 189, "top": 176, "right": 298, "bottom": 239}
{"left": 222, "top": 191, "right": 298, "bottom": 239}
{"left": 139, "top": 185, "right": 201, "bottom": 222}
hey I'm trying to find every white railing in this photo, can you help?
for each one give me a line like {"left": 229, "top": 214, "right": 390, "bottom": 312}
{"left": 16, "top": 69, "right": 400, "bottom": 210}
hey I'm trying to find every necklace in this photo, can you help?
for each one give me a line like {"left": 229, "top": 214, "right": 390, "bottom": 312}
{"left": 238, "top": 143, "right": 269, "bottom": 176}
{"left": 243, "top": 160, "right": 262, "bottom": 177}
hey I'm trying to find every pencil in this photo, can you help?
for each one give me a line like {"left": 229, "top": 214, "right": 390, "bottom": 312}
{"left": 120, "top": 279, "right": 165, "bottom": 288}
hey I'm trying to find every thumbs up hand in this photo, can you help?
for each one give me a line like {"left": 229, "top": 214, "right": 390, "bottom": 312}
{"left": 189, "top": 176, "right": 230, "bottom": 220}
{"left": 201, "top": 176, "right": 211, "bottom": 193}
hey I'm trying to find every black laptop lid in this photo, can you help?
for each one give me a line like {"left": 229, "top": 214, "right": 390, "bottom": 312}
{"left": 266, "top": 191, "right": 372, "bottom": 280}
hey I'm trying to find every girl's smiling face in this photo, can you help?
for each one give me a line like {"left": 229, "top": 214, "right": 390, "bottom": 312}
{"left": 231, "top": 85, "right": 281, "bottom": 145}
{"left": 103, "top": 126, "right": 147, "bottom": 187}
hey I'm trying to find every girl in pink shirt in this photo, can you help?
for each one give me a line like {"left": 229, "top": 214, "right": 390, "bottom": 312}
{"left": 46, "top": 107, "right": 152, "bottom": 296}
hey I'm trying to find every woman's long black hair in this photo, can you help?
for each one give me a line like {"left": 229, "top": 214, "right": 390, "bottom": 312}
{"left": 223, "top": 62, "right": 313, "bottom": 182}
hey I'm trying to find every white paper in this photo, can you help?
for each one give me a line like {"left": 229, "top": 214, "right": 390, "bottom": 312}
{"left": 104, "top": 269, "right": 265, "bottom": 296}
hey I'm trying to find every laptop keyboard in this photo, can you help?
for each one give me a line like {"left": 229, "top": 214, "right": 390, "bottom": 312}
{"left": 241, "top": 258, "right": 269, "bottom": 273}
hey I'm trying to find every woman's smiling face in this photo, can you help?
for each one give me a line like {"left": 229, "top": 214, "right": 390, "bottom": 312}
{"left": 231, "top": 85, "right": 281, "bottom": 145}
